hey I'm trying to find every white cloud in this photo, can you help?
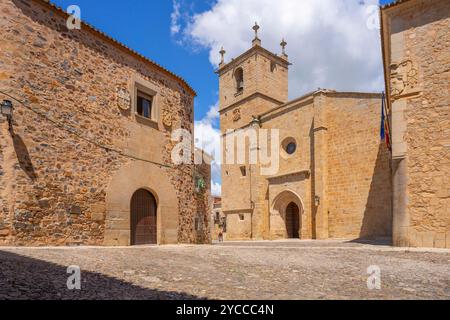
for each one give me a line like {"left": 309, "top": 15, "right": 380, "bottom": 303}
{"left": 170, "top": 0, "right": 181, "bottom": 35}
{"left": 211, "top": 181, "right": 222, "bottom": 197}
{"left": 194, "top": 103, "right": 222, "bottom": 196}
{"left": 178, "top": 0, "right": 384, "bottom": 97}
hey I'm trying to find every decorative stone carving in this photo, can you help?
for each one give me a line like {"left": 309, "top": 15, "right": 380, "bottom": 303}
{"left": 116, "top": 87, "right": 131, "bottom": 110}
{"left": 390, "top": 60, "right": 419, "bottom": 98}
{"left": 162, "top": 109, "right": 173, "bottom": 127}
{"left": 233, "top": 108, "right": 241, "bottom": 122}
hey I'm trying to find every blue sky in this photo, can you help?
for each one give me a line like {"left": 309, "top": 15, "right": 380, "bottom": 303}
{"left": 51, "top": 0, "right": 394, "bottom": 122}
{"left": 52, "top": 0, "right": 218, "bottom": 121}
{"left": 51, "top": 0, "right": 396, "bottom": 196}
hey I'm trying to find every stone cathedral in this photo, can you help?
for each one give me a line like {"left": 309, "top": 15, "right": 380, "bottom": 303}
{"left": 218, "top": 24, "right": 392, "bottom": 241}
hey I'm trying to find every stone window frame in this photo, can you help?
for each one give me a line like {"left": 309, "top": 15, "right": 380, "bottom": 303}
{"left": 131, "top": 76, "right": 160, "bottom": 127}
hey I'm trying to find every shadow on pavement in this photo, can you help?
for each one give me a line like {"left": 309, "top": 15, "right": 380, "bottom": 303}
{"left": 347, "top": 238, "right": 393, "bottom": 246}
{"left": 0, "top": 250, "right": 202, "bottom": 300}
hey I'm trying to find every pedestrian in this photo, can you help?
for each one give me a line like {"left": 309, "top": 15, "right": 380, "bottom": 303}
{"left": 218, "top": 227, "right": 224, "bottom": 242}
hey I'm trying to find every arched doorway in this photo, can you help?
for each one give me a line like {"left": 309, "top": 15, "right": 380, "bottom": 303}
{"left": 270, "top": 190, "right": 304, "bottom": 240}
{"left": 285, "top": 202, "right": 300, "bottom": 239}
{"left": 130, "top": 189, "right": 157, "bottom": 245}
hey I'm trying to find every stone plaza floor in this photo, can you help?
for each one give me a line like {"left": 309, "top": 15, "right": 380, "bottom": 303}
{"left": 0, "top": 240, "right": 449, "bottom": 300}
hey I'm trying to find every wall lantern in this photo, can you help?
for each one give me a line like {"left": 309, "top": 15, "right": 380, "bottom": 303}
{"left": 1, "top": 100, "right": 13, "bottom": 133}
{"left": 315, "top": 195, "right": 321, "bottom": 207}
{"left": 1, "top": 100, "right": 13, "bottom": 120}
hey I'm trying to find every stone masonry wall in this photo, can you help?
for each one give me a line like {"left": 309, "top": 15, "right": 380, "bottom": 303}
{"left": 0, "top": 0, "right": 203, "bottom": 245}
{"left": 386, "top": 0, "right": 450, "bottom": 248}
{"left": 326, "top": 94, "right": 392, "bottom": 239}
{"left": 194, "top": 158, "right": 212, "bottom": 244}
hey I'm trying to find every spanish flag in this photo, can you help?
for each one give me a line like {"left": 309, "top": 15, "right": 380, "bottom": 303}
{"left": 380, "top": 92, "right": 391, "bottom": 151}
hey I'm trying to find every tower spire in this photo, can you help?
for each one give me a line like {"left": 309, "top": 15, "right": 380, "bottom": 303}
{"left": 219, "top": 46, "right": 226, "bottom": 66}
{"left": 280, "top": 38, "right": 288, "bottom": 59}
{"left": 252, "top": 22, "right": 261, "bottom": 47}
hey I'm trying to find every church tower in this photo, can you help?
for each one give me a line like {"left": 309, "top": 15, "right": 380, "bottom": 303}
{"left": 217, "top": 23, "right": 291, "bottom": 131}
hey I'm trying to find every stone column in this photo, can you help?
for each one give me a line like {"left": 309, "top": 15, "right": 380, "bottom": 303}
{"left": 312, "top": 93, "right": 329, "bottom": 239}
{"left": 390, "top": 94, "right": 414, "bottom": 247}
{"left": 249, "top": 117, "right": 265, "bottom": 240}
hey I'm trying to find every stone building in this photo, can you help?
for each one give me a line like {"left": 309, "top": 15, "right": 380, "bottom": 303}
{"left": 218, "top": 25, "right": 393, "bottom": 241}
{"left": 381, "top": 0, "right": 450, "bottom": 248}
{"left": 210, "top": 196, "right": 225, "bottom": 241}
{"left": 0, "top": 0, "right": 210, "bottom": 246}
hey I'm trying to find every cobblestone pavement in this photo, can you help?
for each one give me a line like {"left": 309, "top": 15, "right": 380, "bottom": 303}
{"left": 0, "top": 240, "right": 449, "bottom": 300}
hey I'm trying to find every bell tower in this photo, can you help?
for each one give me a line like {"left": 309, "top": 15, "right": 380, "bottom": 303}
{"left": 217, "top": 23, "right": 291, "bottom": 130}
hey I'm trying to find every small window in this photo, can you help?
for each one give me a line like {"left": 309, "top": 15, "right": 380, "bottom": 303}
{"left": 282, "top": 137, "right": 297, "bottom": 156}
{"left": 286, "top": 142, "right": 296, "bottom": 155}
{"left": 270, "top": 61, "right": 277, "bottom": 72}
{"left": 234, "top": 67, "right": 244, "bottom": 93}
{"left": 240, "top": 166, "right": 247, "bottom": 177}
{"left": 136, "top": 91, "right": 153, "bottom": 119}
{"left": 239, "top": 214, "right": 245, "bottom": 221}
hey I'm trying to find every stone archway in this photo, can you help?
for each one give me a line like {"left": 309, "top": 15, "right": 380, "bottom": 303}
{"left": 270, "top": 190, "right": 304, "bottom": 240}
{"left": 104, "top": 161, "right": 178, "bottom": 246}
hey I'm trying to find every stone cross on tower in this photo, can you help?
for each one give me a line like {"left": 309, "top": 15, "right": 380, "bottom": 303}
{"left": 280, "top": 38, "right": 288, "bottom": 59}
{"left": 252, "top": 22, "right": 261, "bottom": 46}
{"left": 219, "top": 46, "right": 226, "bottom": 66}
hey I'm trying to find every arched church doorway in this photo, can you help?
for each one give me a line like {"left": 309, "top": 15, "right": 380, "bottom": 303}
{"left": 285, "top": 202, "right": 300, "bottom": 239}
{"left": 130, "top": 189, "right": 157, "bottom": 245}
{"left": 271, "top": 190, "right": 304, "bottom": 240}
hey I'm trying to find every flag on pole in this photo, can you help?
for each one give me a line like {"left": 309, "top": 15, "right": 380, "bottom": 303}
{"left": 380, "top": 92, "right": 391, "bottom": 151}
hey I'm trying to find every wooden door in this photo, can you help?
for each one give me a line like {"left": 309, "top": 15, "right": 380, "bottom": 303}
{"left": 131, "top": 189, "right": 157, "bottom": 245}
{"left": 286, "top": 202, "right": 300, "bottom": 239}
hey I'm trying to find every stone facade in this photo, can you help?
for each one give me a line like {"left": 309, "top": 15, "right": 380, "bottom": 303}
{"left": 381, "top": 0, "right": 450, "bottom": 248}
{"left": 0, "top": 0, "right": 210, "bottom": 246}
{"left": 194, "top": 148, "right": 212, "bottom": 244}
{"left": 219, "top": 30, "right": 392, "bottom": 241}
{"left": 210, "top": 196, "right": 225, "bottom": 241}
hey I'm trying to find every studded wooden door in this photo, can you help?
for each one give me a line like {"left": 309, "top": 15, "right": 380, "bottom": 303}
{"left": 131, "top": 189, "right": 157, "bottom": 245}
{"left": 285, "top": 202, "right": 300, "bottom": 239}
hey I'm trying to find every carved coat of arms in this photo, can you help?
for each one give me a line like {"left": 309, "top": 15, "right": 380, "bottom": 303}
{"left": 390, "top": 60, "right": 419, "bottom": 98}
{"left": 116, "top": 88, "right": 131, "bottom": 110}
{"left": 233, "top": 108, "right": 241, "bottom": 122}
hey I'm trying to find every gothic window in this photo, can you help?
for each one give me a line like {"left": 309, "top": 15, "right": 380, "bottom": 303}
{"left": 234, "top": 67, "right": 244, "bottom": 93}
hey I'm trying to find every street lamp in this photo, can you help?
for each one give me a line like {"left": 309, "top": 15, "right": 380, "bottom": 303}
{"left": 1, "top": 100, "right": 13, "bottom": 133}
{"left": 1, "top": 100, "right": 13, "bottom": 120}
{"left": 315, "top": 195, "right": 321, "bottom": 207}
